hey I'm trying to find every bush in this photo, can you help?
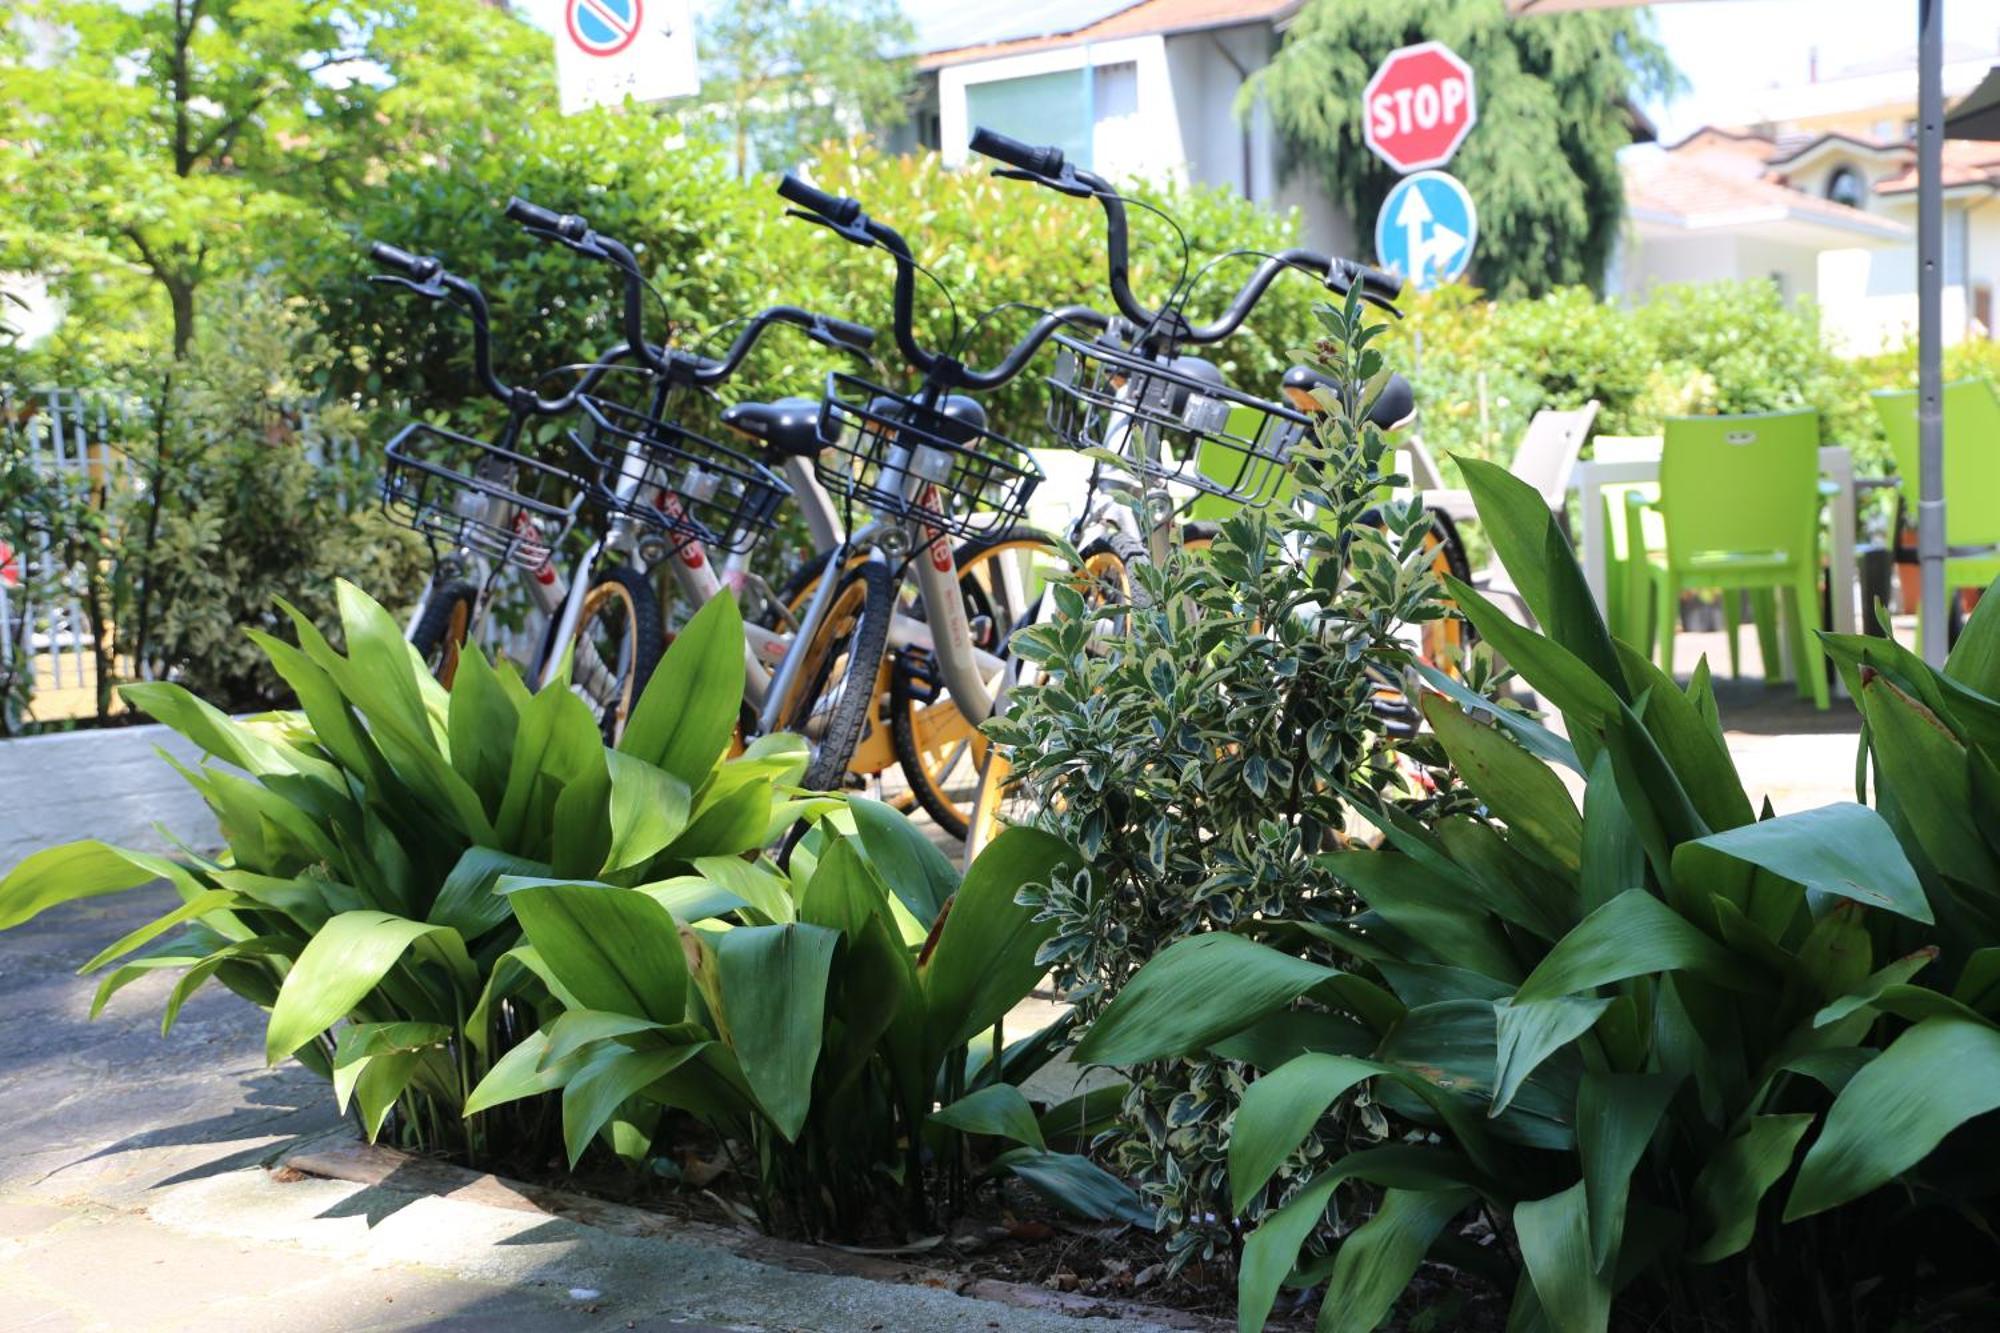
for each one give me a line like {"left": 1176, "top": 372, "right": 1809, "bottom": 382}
{"left": 1076, "top": 458, "right": 2000, "bottom": 1330}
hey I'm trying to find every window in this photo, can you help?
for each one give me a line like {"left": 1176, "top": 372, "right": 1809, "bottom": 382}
{"left": 961, "top": 61, "right": 1142, "bottom": 172}
{"left": 1826, "top": 167, "right": 1866, "bottom": 210}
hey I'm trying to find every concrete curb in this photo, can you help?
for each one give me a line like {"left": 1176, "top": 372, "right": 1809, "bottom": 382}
{"left": 0, "top": 720, "right": 215, "bottom": 868}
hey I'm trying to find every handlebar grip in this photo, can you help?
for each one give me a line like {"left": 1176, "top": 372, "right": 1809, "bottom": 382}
{"left": 504, "top": 195, "right": 588, "bottom": 242}
{"left": 777, "top": 173, "right": 861, "bottom": 226}
{"left": 1334, "top": 257, "right": 1403, "bottom": 302}
{"left": 368, "top": 241, "right": 438, "bottom": 280}
{"left": 968, "top": 126, "right": 1065, "bottom": 179}
{"left": 821, "top": 315, "right": 876, "bottom": 350}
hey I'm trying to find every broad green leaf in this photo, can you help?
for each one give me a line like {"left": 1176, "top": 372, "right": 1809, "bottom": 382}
{"left": 1680, "top": 803, "right": 1931, "bottom": 924}
{"left": 1954, "top": 947, "right": 2000, "bottom": 1015}
{"left": 1578, "top": 751, "right": 1645, "bottom": 915}
{"left": 331, "top": 1022, "right": 452, "bottom": 1136}
{"left": 1322, "top": 849, "right": 1524, "bottom": 982}
{"left": 0, "top": 841, "right": 179, "bottom": 931}
{"left": 934, "top": 1084, "right": 1044, "bottom": 1149}
{"left": 1514, "top": 890, "right": 1761, "bottom": 1004}
{"left": 713, "top": 923, "right": 840, "bottom": 1140}
{"left": 1433, "top": 817, "right": 1575, "bottom": 943}
{"left": 1576, "top": 1072, "right": 1678, "bottom": 1271}
{"left": 1787, "top": 1016, "right": 2000, "bottom": 1219}
{"left": 1862, "top": 675, "right": 1997, "bottom": 886}
{"left": 1230, "top": 1052, "right": 1379, "bottom": 1213}
{"left": 446, "top": 645, "right": 519, "bottom": 815}
{"left": 1074, "top": 932, "right": 1337, "bottom": 1066}
{"left": 690, "top": 854, "right": 794, "bottom": 924}
{"left": 1379, "top": 1000, "right": 1574, "bottom": 1153}
{"left": 428, "top": 846, "right": 549, "bottom": 939}
{"left": 991, "top": 1147, "right": 1152, "bottom": 1226}
{"left": 921, "top": 825, "right": 1079, "bottom": 1058}
{"left": 1944, "top": 574, "right": 2000, "bottom": 695}
{"left": 1613, "top": 642, "right": 1755, "bottom": 835}
{"left": 636, "top": 875, "right": 754, "bottom": 925}
{"left": 1515, "top": 1181, "right": 1609, "bottom": 1333}
{"left": 1414, "top": 661, "right": 1580, "bottom": 772}
{"left": 79, "top": 889, "right": 239, "bottom": 975}
{"left": 619, "top": 592, "right": 745, "bottom": 789}
{"left": 1423, "top": 694, "right": 1582, "bottom": 872}
{"left": 848, "top": 794, "right": 958, "bottom": 928}
{"left": 1444, "top": 576, "right": 1624, "bottom": 734}
{"left": 538, "top": 1008, "right": 674, "bottom": 1070}
{"left": 248, "top": 627, "right": 403, "bottom": 802}
{"left": 660, "top": 778, "right": 774, "bottom": 862}
{"left": 264, "top": 912, "right": 474, "bottom": 1063}
{"left": 1319, "top": 1186, "right": 1477, "bottom": 1333}
{"left": 1812, "top": 948, "right": 1939, "bottom": 1028}
{"left": 495, "top": 683, "right": 606, "bottom": 855}
{"left": 1688, "top": 1114, "right": 1814, "bottom": 1262}
{"left": 463, "top": 1028, "right": 587, "bottom": 1116}
{"left": 602, "top": 751, "right": 692, "bottom": 875}
{"left": 504, "top": 881, "right": 687, "bottom": 1025}
{"left": 1492, "top": 997, "right": 1611, "bottom": 1117}
{"left": 118, "top": 680, "right": 340, "bottom": 789}
{"left": 1780, "top": 1048, "right": 1877, "bottom": 1095}
{"left": 796, "top": 835, "right": 889, "bottom": 937}
{"left": 561, "top": 1040, "right": 708, "bottom": 1167}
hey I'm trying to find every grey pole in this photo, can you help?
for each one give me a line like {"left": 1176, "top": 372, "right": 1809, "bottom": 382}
{"left": 1918, "top": 0, "right": 1949, "bottom": 663}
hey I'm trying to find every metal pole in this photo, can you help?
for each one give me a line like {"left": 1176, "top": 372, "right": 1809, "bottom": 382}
{"left": 1918, "top": 0, "right": 1949, "bottom": 664}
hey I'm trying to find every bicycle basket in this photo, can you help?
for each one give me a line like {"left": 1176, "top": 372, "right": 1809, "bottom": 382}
{"left": 1044, "top": 334, "right": 1309, "bottom": 505}
{"left": 816, "top": 372, "right": 1041, "bottom": 541}
{"left": 381, "top": 422, "right": 585, "bottom": 570}
{"left": 571, "top": 396, "right": 791, "bottom": 554}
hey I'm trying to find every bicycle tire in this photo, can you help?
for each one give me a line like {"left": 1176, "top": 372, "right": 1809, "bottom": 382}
{"left": 887, "top": 529, "right": 1060, "bottom": 840}
{"left": 777, "top": 558, "right": 896, "bottom": 791}
{"left": 570, "top": 564, "right": 664, "bottom": 745}
{"left": 410, "top": 579, "right": 478, "bottom": 687}
{"left": 1078, "top": 531, "right": 1152, "bottom": 612}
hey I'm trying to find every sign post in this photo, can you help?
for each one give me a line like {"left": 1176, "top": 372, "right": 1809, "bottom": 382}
{"left": 556, "top": 0, "right": 700, "bottom": 117}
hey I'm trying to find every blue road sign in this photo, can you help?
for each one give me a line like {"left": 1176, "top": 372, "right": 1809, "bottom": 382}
{"left": 566, "top": 0, "right": 643, "bottom": 57}
{"left": 1374, "top": 171, "right": 1477, "bottom": 292}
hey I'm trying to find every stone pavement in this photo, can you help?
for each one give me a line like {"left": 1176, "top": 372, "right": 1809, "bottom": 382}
{"left": 0, "top": 888, "right": 1175, "bottom": 1333}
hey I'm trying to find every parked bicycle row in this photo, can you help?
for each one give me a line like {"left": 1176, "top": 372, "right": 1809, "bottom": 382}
{"left": 369, "top": 126, "right": 1466, "bottom": 847}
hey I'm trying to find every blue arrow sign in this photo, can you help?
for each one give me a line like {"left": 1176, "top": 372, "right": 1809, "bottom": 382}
{"left": 1374, "top": 171, "right": 1477, "bottom": 292}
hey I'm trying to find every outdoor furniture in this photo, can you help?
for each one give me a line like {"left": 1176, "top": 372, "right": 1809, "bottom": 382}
{"left": 1590, "top": 434, "right": 1663, "bottom": 647}
{"left": 1870, "top": 380, "right": 2000, "bottom": 637}
{"left": 1626, "top": 411, "right": 1831, "bottom": 710}
{"left": 1416, "top": 401, "right": 1600, "bottom": 525}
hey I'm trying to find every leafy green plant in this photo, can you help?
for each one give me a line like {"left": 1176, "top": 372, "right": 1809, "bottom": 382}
{"left": 0, "top": 585, "right": 807, "bottom": 1165}
{"left": 1072, "top": 460, "right": 2000, "bottom": 1331}
{"left": 986, "top": 292, "right": 1470, "bottom": 1271}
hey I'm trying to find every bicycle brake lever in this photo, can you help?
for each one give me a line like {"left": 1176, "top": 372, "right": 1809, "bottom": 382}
{"left": 784, "top": 207, "right": 876, "bottom": 249}
{"left": 367, "top": 272, "right": 450, "bottom": 300}
{"left": 989, "top": 165, "right": 1095, "bottom": 201}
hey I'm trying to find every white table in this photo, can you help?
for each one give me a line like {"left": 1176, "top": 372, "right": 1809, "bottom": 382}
{"left": 1570, "top": 445, "right": 1859, "bottom": 666}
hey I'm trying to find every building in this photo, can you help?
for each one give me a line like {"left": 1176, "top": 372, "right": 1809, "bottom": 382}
{"left": 1613, "top": 42, "right": 2000, "bottom": 353}
{"left": 898, "top": 0, "right": 1357, "bottom": 255}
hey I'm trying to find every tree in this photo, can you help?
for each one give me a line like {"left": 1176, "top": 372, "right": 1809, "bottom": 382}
{"left": 695, "top": 0, "right": 915, "bottom": 180}
{"left": 0, "top": 0, "right": 548, "bottom": 359}
{"left": 1249, "top": 0, "right": 1678, "bottom": 298}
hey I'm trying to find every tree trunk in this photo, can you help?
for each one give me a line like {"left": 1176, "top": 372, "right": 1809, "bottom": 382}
{"left": 167, "top": 279, "right": 195, "bottom": 360}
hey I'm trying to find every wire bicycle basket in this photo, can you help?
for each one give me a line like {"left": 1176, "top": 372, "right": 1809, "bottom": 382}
{"left": 381, "top": 422, "right": 586, "bottom": 570}
{"left": 1044, "top": 334, "right": 1309, "bottom": 506}
{"left": 816, "top": 371, "right": 1042, "bottom": 541}
{"left": 570, "top": 396, "right": 792, "bottom": 554}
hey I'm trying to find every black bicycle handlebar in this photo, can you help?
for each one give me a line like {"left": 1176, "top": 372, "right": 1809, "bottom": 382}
{"left": 503, "top": 195, "right": 588, "bottom": 242}
{"left": 776, "top": 174, "right": 863, "bottom": 227}
{"left": 368, "top": 241, "right": 440, "bottom": 283}
{"left": 967, "top": 127, "right": 1066, "bottom": 180}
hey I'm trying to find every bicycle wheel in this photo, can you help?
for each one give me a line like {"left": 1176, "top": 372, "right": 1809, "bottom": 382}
{"left": 888, "top": 529, "right": 1059, "bottom": 840}
{"left": 775, "top": 558, "right": 895, "bottom": 791}
{"left": 411, "top": 579, "right": 478, "bottom": 687}
{"left": 569, "top": 565, "right": 664, "bottom": 745}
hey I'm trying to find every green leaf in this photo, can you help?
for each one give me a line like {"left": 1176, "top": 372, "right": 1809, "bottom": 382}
{"left": 331, "top": 1022, "right": 452, "bottom": 1139}
{"left": 660, "top": 778, "right": 774, "bottom": 863}
{"left": 848, "top": 794, "right": 957, "bottom": 928}
{"left": 538, "top": 1008, "right": 675, "bottom": 1070}
{"left": 446, "top": 645, "right": 519, "bottom": 814}
{"left": 1812, "top": 948, "right": 1939, "bottom": 1028}
{"left": 463, "top": 1027, "right": 590, "bottom": 1116}
{"left": 1944, "top": 574, "right": 2000, "bottom": 695}
{"left": 503, "top": 880, "right": 688, "bottom": 1024}
{"left": 264, "top": 912, "right": 473, "bottom": 1063}
{"left": 1515, "top": 1182, "right": 1609, "bottom": 1333}
{"left": 1861, "top": 675, "right": 1997, "bottom": 886}
{"left": 713, "top": 923, "right": 840, "bottom": 1140}
{"left": 1514, "top": 890, "right": 1760, "bottom": 1004}
{"left": 1492, "top": 997, "right": 1611, "bottom": 1117}
{"left": 934, "top": 1084, "right": 1045, "bottom": 1149}
{"left": 601, "top": 751, "right": 692, "bottom": 875}
{"left": 1318, "top": 1186, "right": 1477, "bottom": 1333}
{"left": 1679, "top": 803, "right": 1931, "bottom": 924}
{"left": 1688, "top": 1114, "right": 1815, "bottom": 1262}
{"left": 1423, "top": 694, "right": 1582, "bottom": 872}
{"left": 690, "top": 854, "right": 795, "bottom": 924}
{"left": 1444, "top": 576, "right": 1624, "bottom": 734}
{"left": 991, "top": 1148, "right": 1152, "bottom": 1226}
{"left": 1578, "top": 751, "right": 1645, "bottom": 915}
{"left": 619, "top": 593, "right": 745, "bottom": 789}
{"left": 1576, "top": 1072, "right": 1678, "bottom": 1272}
{"left": 1323, "top": 849, "right": 1524, "bottom": 982}
{"left": 0, "top": 841, "right": 174, "bottom": 931}
{"left": 921, "top": 825, "right": 1078, "bottom": 1058}
{"left": 561, "top": 1040, "right": 708, "bottom": 1167}
{"left": 428, "top": 847, "right": 549, "bottom": 939}
{"left": 1787, "top": 1016, "right": 2000, "bottom": 1219}
{"left": 1414, "top": 661, "right": 1580, "bottom": 772}
{"left": 78, "top": 889, "right": 239, "bottom": 975}
{"left": 1230, "top": 1052, "right": 1379, "bottom": 1213}
{"left": 1073, "top": 932, "right": 1337, "bottom": 1066}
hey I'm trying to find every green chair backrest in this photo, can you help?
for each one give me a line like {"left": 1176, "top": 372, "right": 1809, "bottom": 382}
{"left": 1659, "top": 410, "right": 1821, "bottom": 566}
{"left": 1870, "top": 380, "right": 2000, "bottom": 550}
{"left": 1188, "top": 403, "right": 1304, "bottom": 524}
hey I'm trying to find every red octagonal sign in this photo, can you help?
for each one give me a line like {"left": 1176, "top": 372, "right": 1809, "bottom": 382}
{"left": 1363, "top": 41, "right": 1477, "bottom": 174}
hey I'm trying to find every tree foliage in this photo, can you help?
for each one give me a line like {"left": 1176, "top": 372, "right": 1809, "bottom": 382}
{"left": 1250, "top": 0, "right": 1678, "bottom": 298}
{"left": 692, "top": 0, "right": 915, "bottom": 179}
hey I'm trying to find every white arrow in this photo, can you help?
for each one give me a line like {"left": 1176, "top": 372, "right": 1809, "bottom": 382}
{"left": 1395, "top": 184, "right": 1433, "bottom": 278}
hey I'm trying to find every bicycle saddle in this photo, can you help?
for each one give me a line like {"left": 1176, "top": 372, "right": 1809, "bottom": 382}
{"left": 1282, "top": 364, "right": 1416, "bottom": 432}
{"left": 867, "top": 393, "right": 989, "bottom": 444}
{"left": 720, "top": 397, "right": 823, "bottom": 458}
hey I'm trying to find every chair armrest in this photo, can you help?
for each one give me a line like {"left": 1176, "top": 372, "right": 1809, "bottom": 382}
{"left": 1421, "top": 487, "right": 1476, "bottom": 523}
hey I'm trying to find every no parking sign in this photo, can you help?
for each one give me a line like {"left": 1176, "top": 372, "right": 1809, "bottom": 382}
{"left": 556, "top": 0, "right": 699, "bottom": 116}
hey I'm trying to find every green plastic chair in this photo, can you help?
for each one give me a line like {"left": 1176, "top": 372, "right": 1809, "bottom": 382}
{"left": 1631, "top": 411, "right": 1829, "bottom": 710}
{"left": 1869, "top": 381, "right": 2000, "bottom": 633}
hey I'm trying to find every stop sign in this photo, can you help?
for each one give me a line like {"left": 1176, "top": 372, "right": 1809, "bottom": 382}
{"left": 1363, "top": 41, "right": 1477, "bottom": 174}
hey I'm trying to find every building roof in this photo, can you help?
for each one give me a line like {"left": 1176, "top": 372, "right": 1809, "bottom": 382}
{"left": 915, "top": 0, "right": 1301, "bottom": 71}
{"left": 1624, "top": 148, "right": 1910, "bottom": 244}
{"left": 1873, "top": 138, "right": 2000, "bottom": 195}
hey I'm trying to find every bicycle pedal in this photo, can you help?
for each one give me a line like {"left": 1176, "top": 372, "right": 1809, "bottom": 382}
{"left": 969, "top": 614, "right": 995, "bottom": 649}
{"left": 896, "top": 649, "right": 943, "bottom": 703}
